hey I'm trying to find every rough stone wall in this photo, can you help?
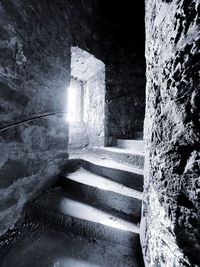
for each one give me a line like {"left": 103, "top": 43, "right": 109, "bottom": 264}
{"left": 0, "top": 0, "right": 105, "bottom": 236}
{"left": 85, "top": 69, "right": 106, "bottom": 146}
{"left": 68, "top": 123, "right": 89, "bottom": 150}
{"left": 0, "top": 0, "right": 71, "bottom": 236}
{"left": 142, "top": 0, "right": 200, "bottom": 266}
{"left": 70, "top": 46, "right": 105, "bottom": 148}
{"left": 0, "top": 0, "right": 146, "bottom": 237}
{"left": 68, "top": 1, "right": 146, "bottom": 146}
{"left": 105, "top": 49, "right": 146, "bottom": 145}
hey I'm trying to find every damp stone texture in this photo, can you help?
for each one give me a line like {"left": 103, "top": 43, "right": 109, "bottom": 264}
{"left": 141, "top": 0, "right": 200, "bottom": 266}
{"left": 0, "top": 0, "right": 71, "bottom": 236}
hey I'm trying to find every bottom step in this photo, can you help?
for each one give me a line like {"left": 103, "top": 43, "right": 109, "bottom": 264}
{"left": 27, "top": 189, "right": 140, "bottom": 248}
{"left": 1, "top": 226, "right": 144, "bottom": 267}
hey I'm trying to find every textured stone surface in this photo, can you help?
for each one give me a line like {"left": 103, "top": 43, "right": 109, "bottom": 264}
{"left": 142, "top": 0, "right": 200, "bottom": 266}
{"left": 96, "top": 1, "right": 146, "bottom": 145}
{"left": 1, "top": 223, "right": 142, "bottom": 267}
{"left": 85, "top": 69, "right": 105, "bottom": 146}
{"left": 105, "top": 50, "right": 146, "bottom": 145}
{"left": 68, "top": 123, "right": 89, "bottom": 150}
{"left": 0, "top": 0, "right": 71, "bottom": 128}
{"left": 0, "top": 0, "right": 71, "bottom": 236}
{"left": 68, "top": 1, "right": 146, "bottom": 146}
{"left": 0, "top": 0, "right": 146, "bottom": 239}
{"left": 70, "top": 47, "right": 105, "bottom": 147}
{"left": 90, "top": 147, "right": 145, "bottom": 169}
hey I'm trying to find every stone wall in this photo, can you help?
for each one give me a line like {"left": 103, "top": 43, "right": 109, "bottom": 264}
{"left": 0, "top": 0, "right": 146, "bottom": 237}
{"left": 68, "top": 1, "right": 146, "bottom": 146}
{"left": 96, "top": 1, "right": 146, "bottom": 145}
{"left": 0, "top": 0, "right": 71, "bottom": 236}
{"left": 70, "top": 46, "right": 105, "bottom": 148}
{"left": 105, "top": 48, "right": 146, "bottom": 145}
{"left": 85, "top": 69, "right": 105, "bottom": 146}
{"left": 142, "top": 0, "right": 200, "bottom": 266}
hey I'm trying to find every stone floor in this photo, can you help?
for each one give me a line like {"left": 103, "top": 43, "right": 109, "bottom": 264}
{"left": 2, "top": 226, "right": 142, "bottom": 267}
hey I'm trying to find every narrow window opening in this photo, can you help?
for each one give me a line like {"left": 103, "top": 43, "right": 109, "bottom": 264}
{"left": 67, "top": 78, "right": 84, "bottom": 123}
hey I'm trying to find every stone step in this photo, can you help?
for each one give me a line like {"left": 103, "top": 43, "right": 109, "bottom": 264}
{"left": 69, "top": 152, "right": 144, "bottom": 175}
{"left": 117, "top": 139, "right": 145, "bottom": 154}
{"left": 1, "top": 226, "right": 144, "bottom": 267}
{"left": 27, "top": 188, "right": 140, "bottom": 248}
{"left": 59, "top": 176, "right": 142, "bottom": 224}
{"left": 89, "top": 147, "right": 145, "bottom": 169}
{"left": 63, "top": 159, "right": 143, "bottom": 195}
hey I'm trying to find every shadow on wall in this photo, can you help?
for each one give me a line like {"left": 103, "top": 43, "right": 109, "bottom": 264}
{"left": 0, "top": 114, "right": 69, "bottom": 237}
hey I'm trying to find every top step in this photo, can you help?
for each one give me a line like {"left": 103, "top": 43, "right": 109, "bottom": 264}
{"left": 134, "top": 131, "right": 143, "bottom": 140}
{"left": 117, "top": 139, "right": 145, "bottom": 154}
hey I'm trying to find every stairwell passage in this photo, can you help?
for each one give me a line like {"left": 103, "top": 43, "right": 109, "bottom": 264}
{"left": 1, "top": 149, "right": 145, "bottom": 267}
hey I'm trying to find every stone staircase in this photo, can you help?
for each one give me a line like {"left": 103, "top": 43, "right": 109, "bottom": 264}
{"left": 1, "top": 150, "right": 145, "bottom": 267}
{"left": 89, "top": 139, "right": 145, "bottom": 169}
{"left": 117, "top": 139, "right": 144, "bottom": 153}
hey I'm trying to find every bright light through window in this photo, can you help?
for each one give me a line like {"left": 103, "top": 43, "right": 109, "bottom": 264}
{"left": 66, "top": 79, "right": 83, "bottom": 123}
{"left": 67, "top": 85, "right": 77, "bottom": 122}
